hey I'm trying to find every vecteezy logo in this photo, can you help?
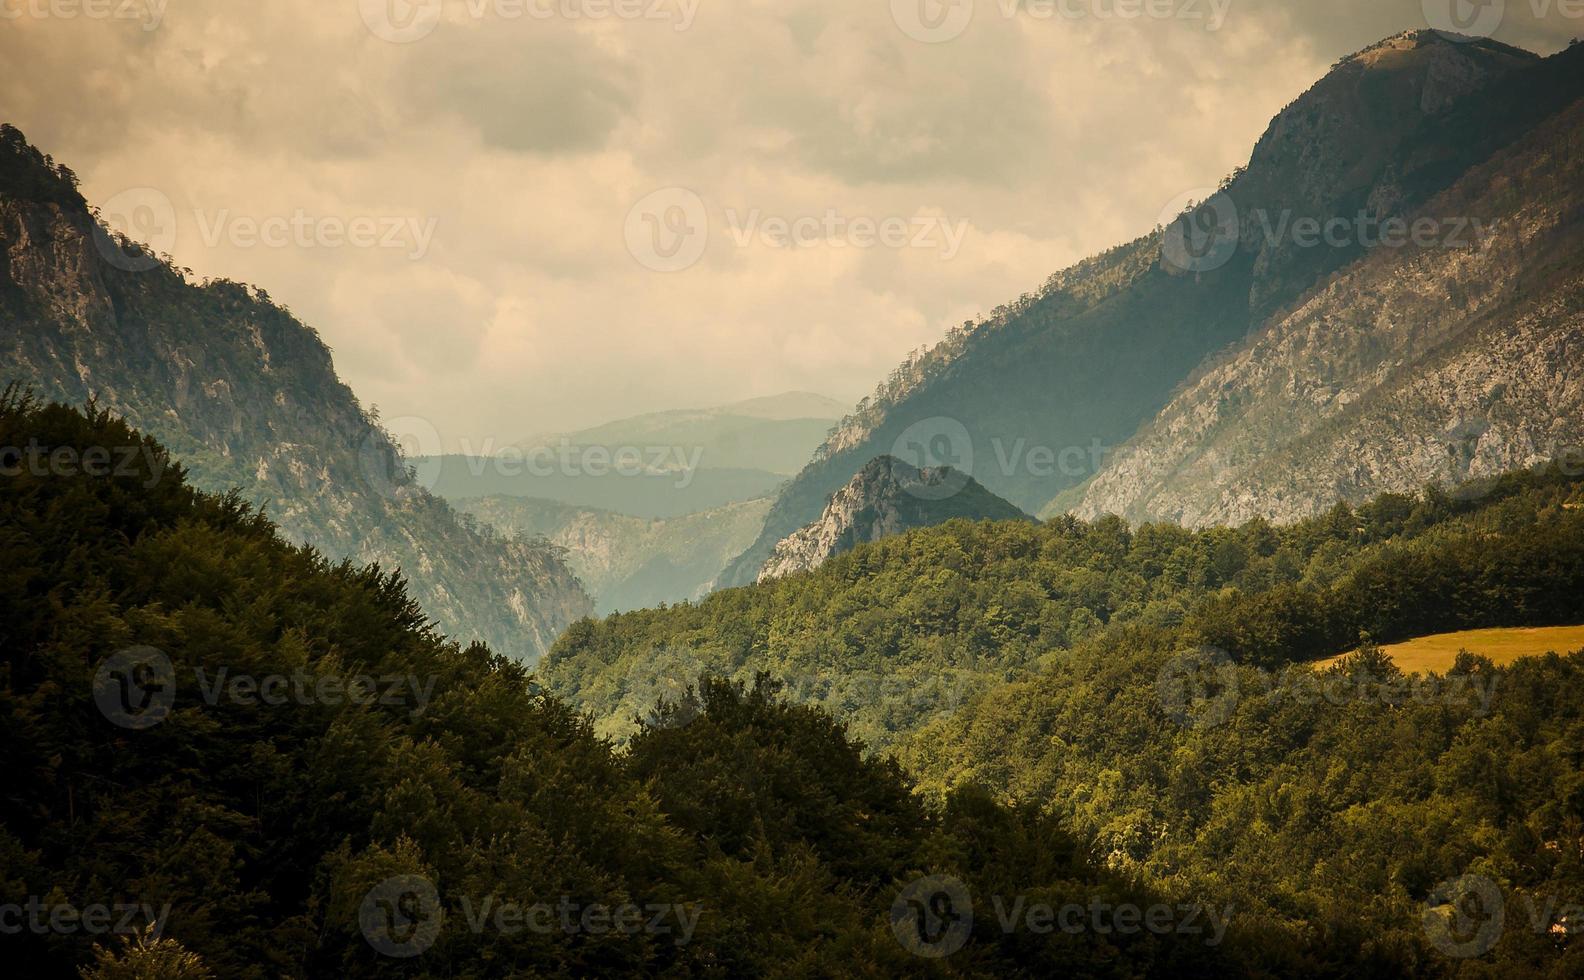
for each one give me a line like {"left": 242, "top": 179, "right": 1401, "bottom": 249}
{"left": 359, "top": 0, "right": 444, "bottom": 42}
{"left": 890, "top": 0, "right": 974, "bottom": 43}
{"left": 358, "top": 415, "right": 444, "bottom": 500}
{"left": 1441, "top": 417, "right": 1495, "bottom": 502}
{"left": 1158, "top": 188, "right": 1239, "bottom": 275}
{"left": 624, "top": 187, "right": 709, "bottom": 273}
{"left": 1423, "top": 874, "right": 1504, "bottom": 958}
{"left": 92, "top": 188, "right": 177, "bottom": 273}
{"left": 1422, "top": 0, "right": 1505, "bottom": 41}
{"left": 360, "top": 875, "right": 443, "bottom": 957}
{"left": 890, "top": 875, "right": 972, "bottom": 958}
{"left": 890, "top": 416, "right": 973, "bottom": 501}
{"left": 93, "top": 646, "right": 176, "bottom": 730}
{"left": 1156, "top": 646, "right": 1240, "bottom": 730}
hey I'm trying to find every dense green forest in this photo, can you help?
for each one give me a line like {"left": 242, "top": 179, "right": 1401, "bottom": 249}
{"left": 546, "top": 468, "right": 1584, "bottom": 750}
{"left": 1, "top": 391, "right": 1308, "bottom": 977}
{"left": 6, "top": 394, "right": 1583, "bottom": 975}
{"left": 546, "top": 466, "right": 1584, "bottom": 975}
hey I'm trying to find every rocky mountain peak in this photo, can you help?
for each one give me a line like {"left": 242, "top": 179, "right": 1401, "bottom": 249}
{"left": 756, "top": 454, "right": 1032, "bottom": 582}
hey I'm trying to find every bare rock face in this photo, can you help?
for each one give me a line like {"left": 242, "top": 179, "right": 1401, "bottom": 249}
{"left": 720, "top": 31, "right": 1548, "bottom": 589}
{"left": 461, "top": 495, "right": 772, "bottom": 615}
{"left": 757, "top": 455, "right": 1031, "bottom": 582}
{"left": 0, "top": 125, "right": 590, "bottom": 663}
{"left": 1073, "top": 93, "right": 1584, "bottom": 527}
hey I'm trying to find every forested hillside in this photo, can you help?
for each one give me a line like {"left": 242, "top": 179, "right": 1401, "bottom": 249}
{"left": 547, "top": 465, "right": 1584, "bottom": 752}
{"left": 0, "top": 126, "right": 589, "bottom": 663}
{"left": 0, "top": 393, "right": 1285, "bottom": 977}
{"left": 546, "top": 464, "right": 1584, "bottom": 974}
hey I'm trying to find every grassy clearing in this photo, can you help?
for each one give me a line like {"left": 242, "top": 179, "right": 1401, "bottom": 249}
{"left": 1316, "top": 625, "right": 1584, "bottom": 672}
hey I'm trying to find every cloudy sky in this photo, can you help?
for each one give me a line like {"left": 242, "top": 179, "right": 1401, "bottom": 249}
{"left": 3, "top": 0, "right": 1578, "bottom": 448}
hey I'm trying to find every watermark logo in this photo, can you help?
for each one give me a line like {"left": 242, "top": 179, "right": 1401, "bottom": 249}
{"left": 360, "top": 0, "right": 699, "bottom": 39}
{"left": 91, "top": 188, "right": 437, "bottom": 270}
{"left": 0, "top": 439, "right": 165, "bottom": 488}
{"left": 360, "top": 415, "right": 444, "bottom": 499}
{"left": 361, "top": 875, "right": 443, "bottom": 957}
{"left": 0, "top": 898, "right": 170, "bottom": 938}
{"left": 445, "top": 436, "right": 710, "bottom": 489}
{"left": 1005, "top": 0, "right": 1232, "bottom": 30}
{"left": 93, "top": 647, "right": 176, "bottom": 731}
{"left": 457, "top": 895, "right": 700, "bottom": 944}
{"left": 723, "top": 208, "right": 968, "bottom": 259}
{"left": 892, "top": 0, "right": 1232, "bottom": 43}
{"left": 93, "top": 647, "right": 438, "bottom": 728}
{"left": 1156, "top": 651, "right": 1504, "bottom": 730}
{"left": 1423, "top": 874, "right": 1504, "bottom": 958}
{"left": 891, "top": 0, "right": 974, "bottom": 42}
{"left": 0, "top": 0, "right": 167, "bottom": 30}
{"left": 1159, "top": 186, "right": 1495, "bottom": 275}
{"left": 1159, "top": 188, "right": 1239, "bottom": 275}
{"left": 891, "top": 875, "right": 973, "bottom": 958}
{"left": 1423, "top": 0, "right": 1506, "bottom": 40}
{"left": 890, "top": 416, "right": 974, "bottom": 501}
{"left": 359, "top": 0, "right": 444, "bottom": 42}
{"left": 990, "top": 895, "right": 1234, "bottom": 945}
{"left": 92, "top": 188, "right": 177, "bottom": 273}
{"left": 1156, "top": 646, "right": 1240, "bottom": 729}
{"left": 192, "top": 208, "right": 437, "bottom": 260}
{"left": 1434, "top": 420, "right": 1584, "bottom": 502}
{"left": 625, "top": 187, "right": 709, "bottom": 273}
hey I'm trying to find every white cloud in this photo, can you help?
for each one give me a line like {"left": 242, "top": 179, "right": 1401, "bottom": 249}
{"left": 4, "top": 0, "right": 1577, "bottom": 449}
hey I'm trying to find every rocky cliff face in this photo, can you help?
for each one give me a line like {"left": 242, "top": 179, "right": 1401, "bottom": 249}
{"left": 460, "top": 494, "right": 771, "bottom": 614}
{"left": 0, "top": 125, "right": 590, "bottom": 662}
{"left": 720, "top": 31, "right": 1547, "bottom": 588}
{"left": 1073, "top": 91, "right": 1584, "bottom": 526}
{"left": 757, "top": 455, "right": 1031, "bottom": 582}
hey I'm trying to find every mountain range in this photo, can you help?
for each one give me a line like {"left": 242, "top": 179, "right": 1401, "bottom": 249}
{"left": 459, "top": 493, "right": 772, "bottom": 614}
{"left": 417, "top": 391, "right": 842, "bottom": 518}
{"left": 0, "top": 124, "right": 589, "bottom": 663}
{"left": 720, "top": 32, "right": 1584, "bottom": 586}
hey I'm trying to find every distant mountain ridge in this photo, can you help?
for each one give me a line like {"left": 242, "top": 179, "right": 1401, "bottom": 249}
{"left": 719, "top": 31, "right": 1580, "bottom": 585}
{"left": 418, "top": 391, "right": 844, "bottom": 520}
{"left": 0, "top": 124, "right": 590, "bottom": 662}
{"left": 757, "top": 455, "right": 1032, "bottom": 582}
{"left": 422, "top": 456, "right": 784, "bottom": 519}
{"left": 517, "top": 390, "right": 845, "bottom": 475}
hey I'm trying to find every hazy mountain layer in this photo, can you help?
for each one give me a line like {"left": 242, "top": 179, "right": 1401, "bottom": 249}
{"left": 422, "top": 455, "right": 785, "bottom": 519}
{"left": 460, "top": 494, "right": 772, "bottom": 614}
{"left": 517, "top": 391, "right": 843, "bottom": 475}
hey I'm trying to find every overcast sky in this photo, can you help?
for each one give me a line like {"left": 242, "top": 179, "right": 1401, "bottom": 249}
{"left": 4, "top": 0, "right": 1578, "bottom": 449}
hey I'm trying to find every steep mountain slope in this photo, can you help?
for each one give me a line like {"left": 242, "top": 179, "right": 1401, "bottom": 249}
{"left": 460, "top": 494, "right": 772, "bottom": 613}
{"left": 719, "top": 31, "right": 1551, "bottom": 587}
{"left": 0, "top": 125, "right": 589, "bottom": 662}
{"left": 757, "top": 455, "right": 1032, "bottom": 582}
{"left": 1074, "top": 57, "right": 1584, "bottom": 525}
